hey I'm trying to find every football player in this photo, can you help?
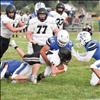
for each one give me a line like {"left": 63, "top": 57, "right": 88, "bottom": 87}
{"left": 26, "top": 8, "right": 59, "bottom": 84}
{"left": 74, "top": 31, "right": 100, "bottom": 86}
{"left": 82, "top": 24, "right": 92, "bottom": 35}
{"left": 0, "top": 60, "right": 32, "bottom": 83}
{"left": 37, "top": 30, "right": 74, "bottom": 81}
{"left": 0, "top": 4, "right": 26, "bottom": 59}
{"left": 31, "top": 2, "right": 46, "bottom": 18}
{"left": 27, "top": 2, "right": 46, "bottom": 54}
{"left": 9, "top": 38, "right": 71, "bottom": 84}
{"left": 49, "top": 2, "right": 68, "bottom": 29}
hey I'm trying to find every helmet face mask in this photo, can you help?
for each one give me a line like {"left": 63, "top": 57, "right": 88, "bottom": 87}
{"left": 56, "top": 3, "right": 65, "bottom": 14}
{"left": 6, "top": 4, "right": 16, "bottom": 19}
{"left": 77, "top": 31, "right": 91, "bottom": 46}
{"left": 37, "top": 8, "right": 48, "bottom": 22}
{"left": 57, "top": 30, "right": 69, "bottom": 47}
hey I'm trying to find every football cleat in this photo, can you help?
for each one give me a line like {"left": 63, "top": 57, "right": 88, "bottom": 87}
{"left": 9, "top": 40, "right": 17, "bottom": 48}
{"left": 37, "top": 72, "right": 45, "bottom": 82}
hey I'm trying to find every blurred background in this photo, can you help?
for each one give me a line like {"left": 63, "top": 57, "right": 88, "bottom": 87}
{"left": 1, "top": 0, "right": 100, "bottom": 32}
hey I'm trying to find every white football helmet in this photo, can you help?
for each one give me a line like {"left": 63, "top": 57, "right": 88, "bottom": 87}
{"left": 57, "top": 30, "right": 69, "bottom": 47}
{"left": 34, "top": 2, "right": 46, "bottom": 14}
{"left": 77, "top": 31, "right": 91, "bottom": 45}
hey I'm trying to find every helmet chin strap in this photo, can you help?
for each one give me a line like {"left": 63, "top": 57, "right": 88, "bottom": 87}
{"left": 38, "top": 15, "right": 47, "bottom": 22}
{"left": 7, "top": 13, "right": 16, "bottom": 20}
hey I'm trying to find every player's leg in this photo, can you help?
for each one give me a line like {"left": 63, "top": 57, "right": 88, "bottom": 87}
{"left": 90, "top": 72, "right": 100, "bottom": 86}
{"left": 10, "top": 40, "right": 26, "bottom": 58}
{"left": 90, "top": 60, "right": 100, "bottom": 86}
{"left": 0, "top": 36, "right": 10, "bottom": 59}
{"left": 27, "top": 42, "right": 33, "bottom": 54}
{"left": 30, "top": 44, "right": 43, "bottom": 84}
{"left": 37, "top": 66, "right": 51, "bottom": 82}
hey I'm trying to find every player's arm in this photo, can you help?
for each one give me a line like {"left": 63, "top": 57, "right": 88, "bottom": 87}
{"left": 26, "top": 20, "right": 37, "bottom": 44}
{"left": 18, "top": 20, "right": 25, "bottom": 27}
{"left": 51, "top": 63, "right": 68, "bottom": 76}
{"left": 51, "top": 18, "right": 59, "bottom": 35}
{"left": 74, "top": 49, "right": 96, "bottom": 62}
{"left": 91, "top": 68, "right": 100, "bottom": 78}
{"left": 26, "top": 31, "right": 37, "bottom": 44}
{"left": 40, "top": 45, "right": 51, "bottom": 66}
{"left": 4, "top": 23, "right": 26, "bottom": 32}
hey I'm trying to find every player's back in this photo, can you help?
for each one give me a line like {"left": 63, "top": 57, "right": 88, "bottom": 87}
{"left": 5, "top": 60, "right": 22, "bottom": 74}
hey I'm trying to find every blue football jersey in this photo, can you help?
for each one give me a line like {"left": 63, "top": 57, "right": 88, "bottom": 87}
{"left": 46, "top": 36, "right": 73, "bottom": 51}
{"left": 4, "top": 60, "right": 22, "bottom": 75}
{"left": 85, "top": 40, "right": 100, "bottom": 60}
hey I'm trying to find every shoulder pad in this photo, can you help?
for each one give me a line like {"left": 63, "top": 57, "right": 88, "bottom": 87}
{"left": 86, "top": 40, "right": 97, "bottom": 51}
{"left": 46, "top": 36, "right": 56, "bottom": 46}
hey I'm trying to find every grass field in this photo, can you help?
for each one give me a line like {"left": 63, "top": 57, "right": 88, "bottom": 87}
{"left": 1, "top": 32, "right": 100, "bottom": 100}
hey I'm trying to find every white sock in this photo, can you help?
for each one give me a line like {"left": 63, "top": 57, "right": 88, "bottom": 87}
{"left": 44, "top": 66, "right": 51, "bottom": 77}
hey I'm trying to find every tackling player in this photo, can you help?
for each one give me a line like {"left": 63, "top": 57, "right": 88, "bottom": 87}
{"left": 37, "top": 30, "right": 74, "bottom": 82}
{"left": 9, "top": 38, "right": 71, "bottom": 84}
{"left": 0, "top": 4, "right": 26, "bottom": 59}
{"left": 74, "top": 31, "right": 100, "bottom": 86}
{"left": 82, "top": 24, "right": 92, "bottom": 35}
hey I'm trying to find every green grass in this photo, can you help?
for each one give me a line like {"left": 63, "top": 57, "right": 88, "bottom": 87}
{"left": 1, "top": 32, "right": 100, "bottom": 100}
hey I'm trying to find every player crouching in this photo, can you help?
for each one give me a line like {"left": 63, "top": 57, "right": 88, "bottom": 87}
{"left": 37, "top": 47, "right": 72, "bottom": 82}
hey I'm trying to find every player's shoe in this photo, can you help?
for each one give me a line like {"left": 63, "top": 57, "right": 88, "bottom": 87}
{"left": 9, "top": 40, "right": 17, "bottom": 48}
{"left": 11, "top": 80, "right": 17, "bottom": 83}
{"left": 31, "top": 75, "right": 37, "bottom": 84}
{"left": 37, "top": 72, "right": 45, "bottom": 82}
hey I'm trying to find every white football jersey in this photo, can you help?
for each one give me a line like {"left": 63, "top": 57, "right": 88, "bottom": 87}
{"left": 47, "top": 50, "right": 61, "bottom": 66}
{"left": 22, "top": 14, "right": 29, "bottom": 24}
{"left": 49, "top": 11, "right": 68, "bottom": 29}
{"left": 1, "top": 14, "right": 21, "bottom": 39}
{"left": 28, "top": 16, "right": 58, "bottom": 46}
{"left": 14, "top": 14, "right": 22, "bottom": 27}
{"left": 40, "top": 50, "right": 61, "bottom": 66}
